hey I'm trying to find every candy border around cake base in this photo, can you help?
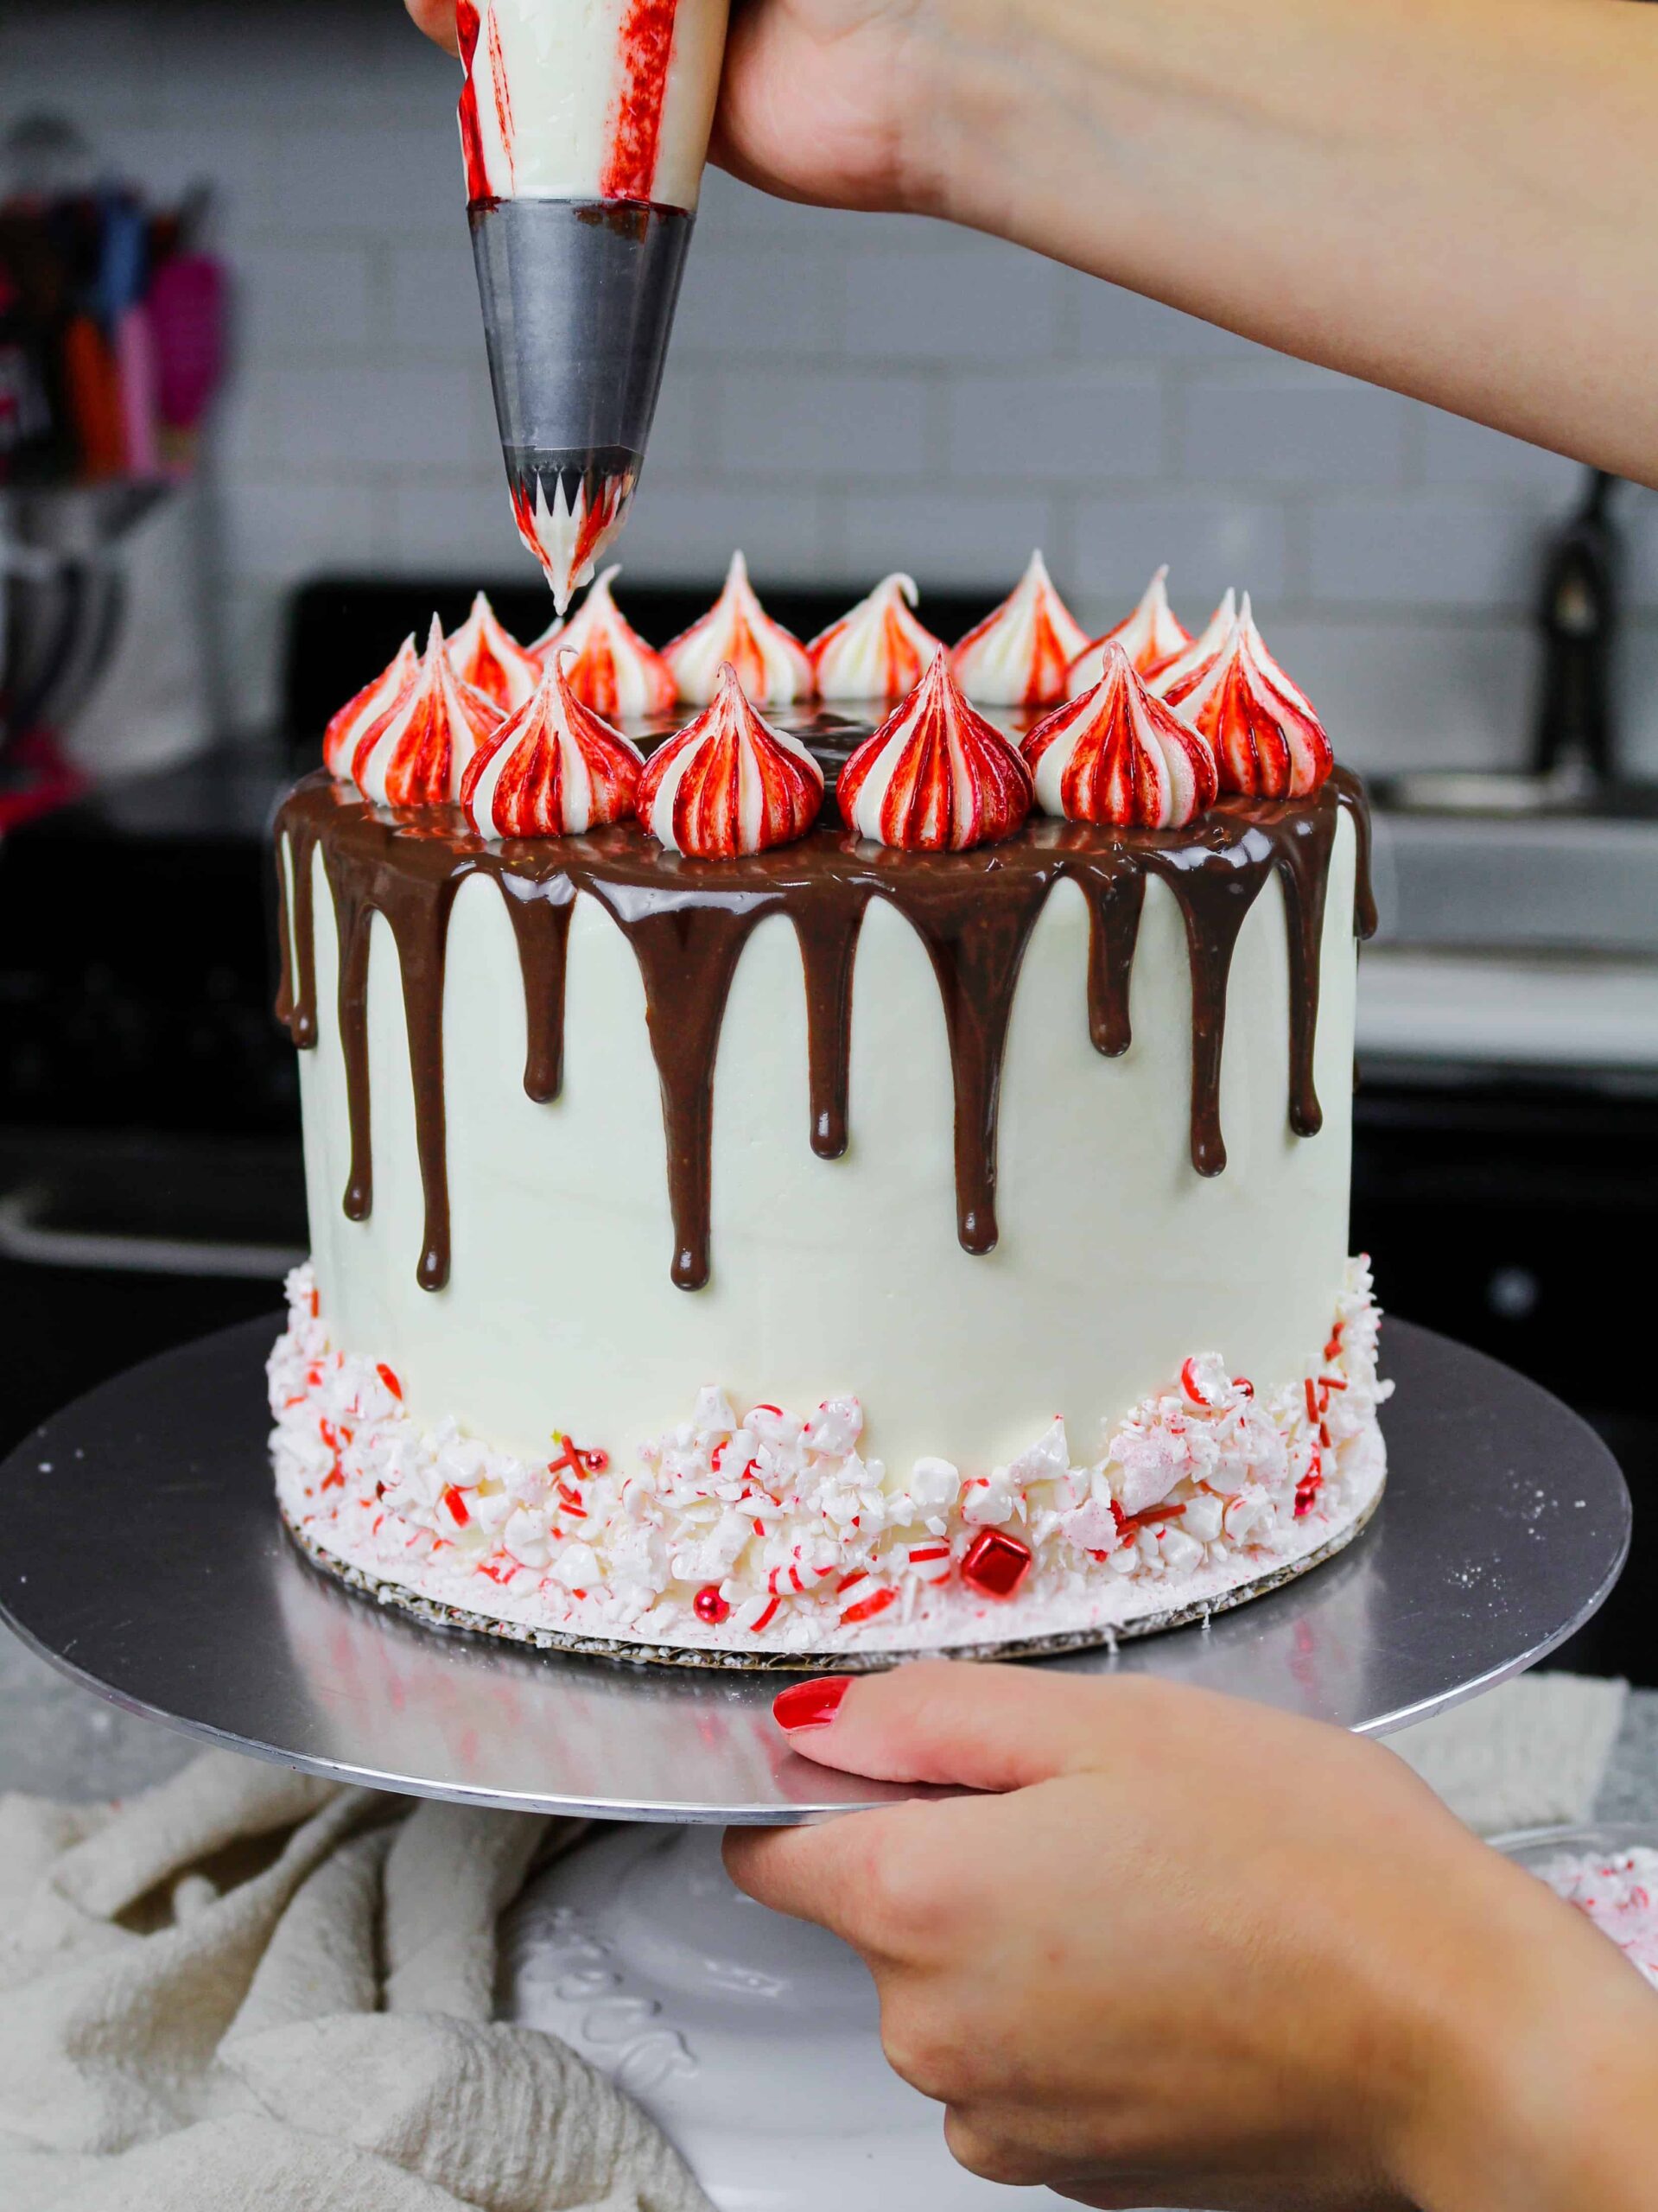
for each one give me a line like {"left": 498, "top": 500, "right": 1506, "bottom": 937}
{"left": 277, "top": 1464, "right": 1384, "bottom": 1673}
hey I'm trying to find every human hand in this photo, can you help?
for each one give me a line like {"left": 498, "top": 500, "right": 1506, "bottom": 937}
{"left": 725, "top": 1664, "right": 1658, "bottom": 2212}
{"left": 403, "top": 0, "right": 956, "bottom": 214}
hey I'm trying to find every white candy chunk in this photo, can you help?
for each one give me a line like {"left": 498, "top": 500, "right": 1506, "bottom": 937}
{"left": 804, "top": 1396, "right": 863, "bottom": 1457}
{"left": 1112, "top": 1428, "right": 1186, "bottom": 1516}
{"left": 962, "top": 1465, "right": 1018, "bottom": 1528}
{"left": 909, "top": 1456, "right": 962, "bottom": 1514}
{"left": 1007, "top": 1418, "right": 1070, "bottom": 1488}
{"left": 1182, "top": 1492, "right": 1224, "bottom": 1543}
{"left": 1223, "top": 1485, "right": 1276, "bottom": 1545}
{"left": 1059, "top": 1497, "right": 1121, "bottom": 1554}
{"left": 691, "top": 1385, "right": 738, "bottom": 1436}
{"left": 1159, "top": 1527, "right": 1205, "bottom": 1575}
{"left": 503, "top": 1506, "right": 551, "bottom": 1568}
{"left": 549, "top": 1541, "right": 600, "bottom": 1591}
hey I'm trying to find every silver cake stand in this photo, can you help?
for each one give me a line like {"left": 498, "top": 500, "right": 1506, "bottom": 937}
{"left": 0, "top": 1316, "right": 1629, "bottom": 1823}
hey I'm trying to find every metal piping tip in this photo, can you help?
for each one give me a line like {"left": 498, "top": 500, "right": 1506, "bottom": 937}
{"left": 470, "top": 198, "right": 696, "bottom": 611}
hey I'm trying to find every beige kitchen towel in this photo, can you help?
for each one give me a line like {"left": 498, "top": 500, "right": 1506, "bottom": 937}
{"left": 0, "top": 1751, "right": 713, "bottom": 2212}
{"left": 1389, "top": 1670, "right": 1628, "bottom": 1836}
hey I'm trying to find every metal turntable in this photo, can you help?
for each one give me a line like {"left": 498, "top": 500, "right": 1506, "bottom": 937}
{"left": 0, "top": 1313, "right": 1630, "bottom": 1823}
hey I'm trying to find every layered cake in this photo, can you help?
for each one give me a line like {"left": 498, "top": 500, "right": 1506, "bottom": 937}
{"left": 270, "top": 556, "right": 1387, "bottom": 1665}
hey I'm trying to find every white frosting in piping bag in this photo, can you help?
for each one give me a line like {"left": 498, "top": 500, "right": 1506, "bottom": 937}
{"left": 457, "top": 0, "right": 730, "bottom": 209}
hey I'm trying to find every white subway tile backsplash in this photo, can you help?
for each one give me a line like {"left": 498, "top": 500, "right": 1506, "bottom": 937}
{"left": 1417, "top": 409, "right": 1585, "bottom": 496}
{"left": 614, "top": 486, "right": 831, "bottom": 581}
{"left": 946, "top": 368, "right": 1163, "bottom": 485}
{"left": 673, "top": 246, "right": 842, "bottom": 360}
{"left": 717, "top": 367, "right": 932, "bottom": 481}
{"left": 1306, "top": 497, "right": 1542, "bottom": 610}
{"left": 842, "top": 243, "right": 1063, "bottom": 362}
{"left": 276, "top": 122, "right": 465, "bottom": 241}
{"left": 1181, "top": 370, "right": 1409, "bottom": 486}
{"left": 224, "top": 476, "right": 381, "bottom": 585}
{"left": 263, "top": 364, "right": 480, "bottom": 472}
{"left": 1261, "top": 619, "right": 1537, "bottom": 774}
{"left": 386, "top": 240, "right": 490, "bottom": 363}
{"left": 838, "top": 492, "right": 1061, "bottom": 591}
{"left": 384, "top": 473, "right": 528, "bottom": 576}
{"left": 242, "top": 245, "right": 377, "bottom": 365}
{"left": 1073, "top": 495, "right": 1289, "bottom": 607}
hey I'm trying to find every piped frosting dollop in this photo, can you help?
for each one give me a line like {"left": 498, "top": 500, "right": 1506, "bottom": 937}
{"left": 446, "top": 590, "right": 543, "bottom": 714}
{"left": 1066, "top": 566, "right": 1191, "bottom": 696}
{"left": 1150, "top": 588, "right": 1238, "bottom": 707}
{"left": 807, "top": 573, "right": 943, "bottom": 702}
{"left": 1024, "top": 642, "right": 1219, "bottom": 828}
{"left": 1162, "top": 594, "right": 1332, "bottom": 798}
{"left": 323, "top": 635, "right": 418, "bottom": 779}
{"left": 511, "top": 469, "right": 633, "bottom": 618}
{"left": 351, "top": 616, "right": 503, "bottom": 807}
{"left": 461, "top": 651, "right": 645, "bottom": 838}
{"left": 662, "top": 551, "right": 815, "bottom": 707}
{"left": 949, "top": 550, "right": 1091, "bottom": 707}
{"left": 531, "top": 566, "right": 677, "bottom": 718}
{"left": 637, "top": 662, "right": 823, "bottom": 856}
{"left": 838, "top": 650, "right": 1033, "bottom": 851}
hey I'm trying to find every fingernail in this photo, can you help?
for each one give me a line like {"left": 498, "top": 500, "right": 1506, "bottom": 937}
{"left": 773, "top": 1676, "right": 852, "bottom": 1733}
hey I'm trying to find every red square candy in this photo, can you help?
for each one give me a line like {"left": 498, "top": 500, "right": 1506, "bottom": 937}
{"left": 962, "top": 1528, "right": 1033, "bottom": 1600}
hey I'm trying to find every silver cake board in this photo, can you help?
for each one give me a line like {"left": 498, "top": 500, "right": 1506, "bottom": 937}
{"left": 0, "top": 1316, "right": 1630, "bottom": 1825}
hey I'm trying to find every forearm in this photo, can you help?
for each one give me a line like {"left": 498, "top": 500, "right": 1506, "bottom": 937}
{"left": 1384, "top": 1867, "right": 1658, "bottom": 2212}
{"left": 919, "top": 0, "right": 1658, "bottom": 483}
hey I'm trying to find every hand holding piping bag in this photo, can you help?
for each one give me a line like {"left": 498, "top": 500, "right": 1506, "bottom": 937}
{"left": 409, "top": 0, "right": 1658, "bottom": 486}
{"left": 727, "top": 1664, "right": 1658, "bottom": 2212}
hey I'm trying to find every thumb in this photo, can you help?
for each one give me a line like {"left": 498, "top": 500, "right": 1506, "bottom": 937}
{"left": 406, "top": 0, "right": 462, "bottom": 58}
{"left": 772, "top": 1660, "right": 1124, "bottom": 1792}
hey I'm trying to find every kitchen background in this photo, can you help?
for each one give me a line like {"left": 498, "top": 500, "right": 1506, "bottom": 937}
{"left": 3, "top": 3, "right": 1653, "bottom": 1673}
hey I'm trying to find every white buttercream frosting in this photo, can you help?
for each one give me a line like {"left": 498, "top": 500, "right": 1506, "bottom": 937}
{"left": 949, "top": 550, "right": 1091, "bottom": 708}
{"left": 446, "top": 590, "right": 543, "bottom": 715}
{"left": 351, "top": 616, "right": 503, "bottom": 807}
{"left": 1066, "top": 566, "right": 1191, "bottom": 696}
{"left": 1024, "top": 642, "right": 1218, "bottom": 828}
{"left": 531, "top": 566, "right": 677, "bottom": 718}
{"left": 456, "top": 0, "right": 728, "bottom": 211}
{"left": 808, "top": 574, "right": 943, "bottom": 702}
{"left": 637, "top": 661, "right": 823, "bottom": 856}
{"left": 323, "top": 635, "right": 418, "bottom": 779}
{"left": 462, "top": 651, "right": 644, "bottom": 838}
{"left": 270, "top": 1258, "right": 1389, "bottom": 1656}
{"left": 663, "top": 551, "right": 815, "bottom": 708}
{"left": 512, "top": 471, "right": 635, "bottom": 620}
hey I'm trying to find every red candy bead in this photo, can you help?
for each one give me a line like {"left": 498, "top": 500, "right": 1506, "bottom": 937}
{"left": 962, "top": 1527, "right": 1033, "bottom": 1600}
{"left": 695, "top": 1585, "right": 732, "bottom": 1625}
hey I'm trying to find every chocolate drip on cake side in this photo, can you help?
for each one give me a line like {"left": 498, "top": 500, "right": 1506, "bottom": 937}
{"left": 274, "top": 766, "right": 1375, "bottom": 1297}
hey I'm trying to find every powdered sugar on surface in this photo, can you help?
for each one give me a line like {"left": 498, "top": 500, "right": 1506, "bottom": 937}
{"left": 269, "top": 1261, "right": 1389, "bottom": 1657}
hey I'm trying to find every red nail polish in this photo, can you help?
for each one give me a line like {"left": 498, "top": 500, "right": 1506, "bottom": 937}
{"left": 774, "top": 1676, "right": 852, "bottom": 1733}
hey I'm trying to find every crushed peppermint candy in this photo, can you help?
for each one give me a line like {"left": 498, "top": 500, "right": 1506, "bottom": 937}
{"left": 267, "top": 1259, "right": 1388, "bottom": 1654}
{"left": 1534, "top": 1846, "right": 1658, "bottom": 1989}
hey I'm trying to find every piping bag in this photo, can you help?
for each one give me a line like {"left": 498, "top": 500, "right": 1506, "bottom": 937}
{"left": 459, "top": 0, "right": 729, "bottom": 613}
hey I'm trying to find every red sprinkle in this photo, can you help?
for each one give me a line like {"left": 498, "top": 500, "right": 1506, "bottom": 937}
{"left": 441, "top": 1484, "right": 470, "bottom": 1528}
{"left": 377, "top": 1363, "right": 403, "bottom": 1401}
{"left": 1304, "top": 1377, "right": 1320, "bottom": 1423}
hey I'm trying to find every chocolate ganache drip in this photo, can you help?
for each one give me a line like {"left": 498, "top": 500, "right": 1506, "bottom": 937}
{"left": 275, "top": 760, "right": 1374, "bottom": 1295}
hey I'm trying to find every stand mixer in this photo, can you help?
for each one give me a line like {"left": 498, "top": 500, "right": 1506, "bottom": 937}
{"left": 460, "top": 0, "right": 730, "bottom": 611}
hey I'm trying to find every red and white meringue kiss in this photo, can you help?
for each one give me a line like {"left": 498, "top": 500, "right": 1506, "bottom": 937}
{"left": 446, "top": 590, "right": 542, "bottom": 714}
{"left": 949, "top": 550, "right": 1091, "bottom": 708}
{"left": 351, "top": 616, "right": 503, "bottom": 808}
{"left": 322, "top": 634, "right": 418, "bottom": 779}
{"left": 1066, "top": 566, "right": 1192, "bottom": 696}
{"left": 511, "top": 470, "right": 634, "bottom": 619}
{"left": 1024, "top": 643, "right": 1218, "bottom": 829}
{"left": 1161, "top": 594, "right": 1333, "bottom": 799}
{"left": 638, "top": 662, "right": 823, "bottom": 857}
{"left": 838, "top": 650, "right": 1033, "bottom": 852}
{"left": 807, "top": 573, "right": 943, "bottom": 702}
{"left": 662, "top": 551, "right": 815, "bottom": 708}
{"left": 530, "top": 565, "right": 676, "bottom": 719}
{"left": 1151, "top": 588, "right": 1238, "bottom": 707}
{"left": 461, "top": 651, "right": 644, "bottom": 838}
